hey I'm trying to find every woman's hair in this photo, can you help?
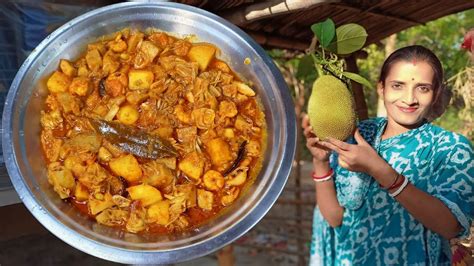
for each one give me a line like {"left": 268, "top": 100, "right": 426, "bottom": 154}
{"left": 378, "top": 45, "right": 450, "bottom": 121}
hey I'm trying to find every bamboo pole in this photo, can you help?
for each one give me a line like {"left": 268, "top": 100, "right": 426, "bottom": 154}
{"left": 220, "top": 0, "right": 339, "bottom": 26}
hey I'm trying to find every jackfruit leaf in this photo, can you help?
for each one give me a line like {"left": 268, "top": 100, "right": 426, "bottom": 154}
{"left": 296, "top": 55, "right": 315, "bottom": 79}
{"left": 311, "top": 18, "right": 335, "bottom": 48}
{"left": 327, "top": 24, "right": 368, "bottom": 55}
{"left": 342, "top": 71, "right": 373, "bottom": 89}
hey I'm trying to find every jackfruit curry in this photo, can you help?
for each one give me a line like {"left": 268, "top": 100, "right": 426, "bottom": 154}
{"left": 40, "top": 28, "right": 266, "bottom": 234}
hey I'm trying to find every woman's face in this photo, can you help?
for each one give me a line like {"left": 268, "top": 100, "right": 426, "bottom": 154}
{"left": 378, "top": 60, "right": 435, "bottom": 129}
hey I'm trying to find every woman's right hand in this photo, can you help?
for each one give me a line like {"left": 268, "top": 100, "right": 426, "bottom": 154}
{"left": 302, "top": 114, "right": 331, "bottom": 162}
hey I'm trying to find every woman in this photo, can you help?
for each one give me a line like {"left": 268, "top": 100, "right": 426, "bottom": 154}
{"left": 304, "top": 45, "right": 473, "bottom": 265}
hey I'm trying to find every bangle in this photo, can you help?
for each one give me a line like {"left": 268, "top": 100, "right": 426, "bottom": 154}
{"left": 389, "top": 174, "right": 405, "bottom": 190}
{"left": 380, "top": 172, "right": 400, "bottom": 189}
{"left": 389, "top": 176, "right": 409, "bottom": 197}
{"left": 312, "top": 168, "right": 334, "bottom": 182}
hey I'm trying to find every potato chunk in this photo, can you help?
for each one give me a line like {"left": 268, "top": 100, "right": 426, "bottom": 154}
{"left": 109, "top": 154, "right": 142, "bottom": 183}
{"left": 147, "top": 200, "right": 170, "bottom": 225}
{"left": 74, "top": 182, "right": 89, "bottom": 202}
{"left": 197, "top": 189, "right": 214, "bottom": 211}
{"left": 69, "top": 77, "right": 91, "bottom": 96}
{"left": 178, "top": 151, "right": 204, "bottom": 181}
{"left": 59, "top": 59, "right": 77, "bottom": 77}
{"left": 128, "top": 70, "right": 154, "bottom": 90}
{"left": 205, "top": 138, "right": 233, "bottom": 166}
{"left": 128, "top": 184, "right": 163, "bottom": 206}
{"left": 47, "top": 71, "right": 71, "bottom": 93}
{"left": 117, "top": 105, "right": 139, "bottom": 125}
{"left": 187, "top": 44, "right": 216, "bottom": 71}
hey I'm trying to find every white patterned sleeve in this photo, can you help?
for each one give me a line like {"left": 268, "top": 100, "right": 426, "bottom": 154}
{"left": 429, "top": 135, "right": 474, "bottom": 238}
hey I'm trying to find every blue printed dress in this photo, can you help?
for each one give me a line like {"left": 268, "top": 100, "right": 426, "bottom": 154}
{"left": 309, "top": 117, "right": 474, "bottom": 265}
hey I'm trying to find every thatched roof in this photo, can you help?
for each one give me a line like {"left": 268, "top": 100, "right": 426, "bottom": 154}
{"left": 176, "top": 0, "right": 474, "bottom": 51}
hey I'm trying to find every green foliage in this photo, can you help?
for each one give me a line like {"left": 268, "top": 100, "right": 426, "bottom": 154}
{"left": 296, "top": 54, "right": 316, "bottom": 80}
{"left": 311, "top": 18, "right": 335, "bottom": 48}
{"left": 432, "top": 106, "right": 464, "bottom": 133}
{"left": 342, "top": 71, "right": 373, "bottom": 89}
{"left": 396, "top": 9, "right": 474, "bottom": 78}
{"left": 327, "top": 24, "right": 368, "bottom": 55}
{"left": 308, "top": 19, "right": 371, "bottom": 88}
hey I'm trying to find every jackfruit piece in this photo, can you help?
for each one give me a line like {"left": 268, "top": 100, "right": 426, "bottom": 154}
{"left": 69, "top": 77, "right": 91, "bottom": 97}
{"left": 187, "top": 44, "right": 216, "bottom": 71}
{"left": 307, "top": 75, "right": 356, "bottom": 141}
{"left": 86, "top": 49, "right": 102, "bottom": 72}
{"left": 128, "top": 184, "right": 163, "bottom": 207}
{"left": 88, "top": 193, "right": 115, "bottom": 215}
{"left": 103, "top": 51, "right": 120, "bottom": 75}
{"left": 96, "top": 208, "right": 129, "bottom": 226}
{"left": 221, "top": 187, "right": 240, "bottom": 206}
{"left": 197, "top": 189, "right": 214, "bottom": 211}
{"left": 59, "top": 59, "right": 77, "bottom": 77}
{"left": 106, "top": 72, "right": 128, "bottom": 97}
{"left": 47, "top": 164, "right": 75, "bottom": 199}
{"left": 142, "top": 161, "right": 174, "bottom": 189}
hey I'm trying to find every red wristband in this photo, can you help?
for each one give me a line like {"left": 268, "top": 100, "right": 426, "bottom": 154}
{"left": 388, "top": 174, "right": 405, "bottom": 190}
{"left": 312, "top": 168, "right": 334, "bottom": 180}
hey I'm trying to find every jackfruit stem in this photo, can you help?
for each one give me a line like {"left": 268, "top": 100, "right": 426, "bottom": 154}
{"left": 310, "top": 53, "right": 324, "bottom": 77}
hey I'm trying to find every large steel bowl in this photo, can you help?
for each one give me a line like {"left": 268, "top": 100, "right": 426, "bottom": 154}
{"left": 2, "top": 2, "right": 296, "bottom": 264}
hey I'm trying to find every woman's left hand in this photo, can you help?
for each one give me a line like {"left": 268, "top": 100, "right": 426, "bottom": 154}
{"left": 320, "top": 129, "right": 384, "bottom": 175}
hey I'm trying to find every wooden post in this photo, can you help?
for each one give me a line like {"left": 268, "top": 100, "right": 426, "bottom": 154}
{"left": 217, "top": 245, "right": 235, "bottom": 266}
{"left": 346, "top": 54, "right": 369, "bottom": 120}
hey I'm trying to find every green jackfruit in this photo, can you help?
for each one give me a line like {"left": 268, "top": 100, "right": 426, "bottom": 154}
{"left": 307, "top": 75, "right": 356, "bottom": 141}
